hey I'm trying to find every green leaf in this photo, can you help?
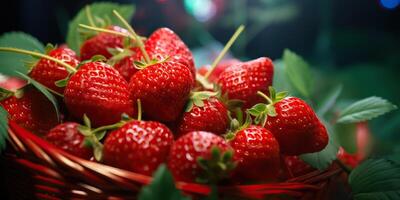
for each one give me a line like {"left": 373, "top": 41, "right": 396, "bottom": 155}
{"left": 349, "top": 156, "right": 400, "bottom": 200}
{"left": 54, "top": 77, "right": 69, "bottom": 87}
{"left": 138, "top": 164, "right": 190, "bottom": 200}
{"left": 17, "top": 73, "right": 60, "bottom": 121}
{"left": 66, "top": 2, "right": 135, "bottom": 53}
{"left": 337, "top": 96, "right": 397, "bottom": 124}
{"left": 300, "top": 121, "right": 339, "bottom": 170}
{"left": 0, "top": 32, "right": 44, "bottom": 76}
{"left": 335, "top": 123, "right": 357, "bottom": 154}
{"left": 0, "top": 106, "right": 9, "bottom": 154}
{"left": 283, "top": 49, "right": 313, "bottom": 99}
{"left": 317, "top": 85, "right": 342, "bottom": 116}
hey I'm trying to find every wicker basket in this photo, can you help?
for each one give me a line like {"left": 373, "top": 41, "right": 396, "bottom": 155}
{"left": 2, "top": 120, "right": 343, "bottom": 199}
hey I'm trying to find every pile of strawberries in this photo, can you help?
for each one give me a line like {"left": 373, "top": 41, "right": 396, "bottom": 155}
{"left": 0, "top": 11, "right": 329, "bottom": 184}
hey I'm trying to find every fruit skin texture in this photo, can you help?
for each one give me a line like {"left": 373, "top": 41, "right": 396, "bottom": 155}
{"left": 134, "top": 28, "right": 196, "bottom": 79}
{"left": 218, "top": 57, "right": 274, "bottom": 109}
{"left": 64, "top": 62, "right": 134, "bottom": 127}
{"left": 229, "top": 125, "right": 280, "bottom": 181}
{"left": 103, "top": 120, "right": 174, "bottom": 175}
{"left": 176, "top": 98, "right": 228, "bottom": 138}
{"left": 0, "top": 88, "right": 58, "bottom": 135}
{"left": 45, "top": 122, "right": 92, "bottom": 159}
{"left": 198, "top": 59, "right": 241, "bottom": 83}
{"left": 168, "top": 131, "right": 231, "bottom": 182}
{"left": 265, "top": 97, "right": 329, "bottom": 155}
{"left": 29, "top": 47, "right": 80, "bottom": 93}
{"left": 129, "top": 61, "right": 193, "bottom": 122}
{"left": 80, "top": 26, "right": 127, "bottom": 60}
{"left": 113, "top": 48, "right": 140, "bottom": 81}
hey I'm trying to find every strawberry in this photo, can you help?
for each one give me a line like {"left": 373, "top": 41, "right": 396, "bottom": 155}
{"left": 283, "top": 156, "right": 315, "bottom": 178}
{"left": 0, "top": 87, "right": 58, "bottom": 135}
{"left": 64, "top": 61, "right": 134, "bottom": 127}
{"left": 134, "top": 28, "right": 195, "bottom": 79}
{"left": 168, "top": 131, "right": 235, "bottom": 183}
{"left": 28, "top": 47, "right": 80, "bottom": 94}
{"left": 103, "top": 120, "right": 174, "bottom": 175}
{"left": 113, "top": 52, "right": 139, "bottom": 81}
{"left": 198, "top": 59, "right": 241, "bottom": 83}
{"left": 0, "top": 76, "right": 26, "bottom": 91}
{"left": 249, "top": 88, "right": 329, "bottom": 155}
{"left": 80, "top": 25, "right": 128, "bottom": 60}
{"left": 217, "top": 57, "right": 274, "bottom": 109}
{"left": 176, "top": 97, "right": 228, "bottom": 137}
{"left": 228, "top": 125, "right": 280, "bottom": 181}
{"left": 45, "top": 122, "right": 92, "bottom": 159}
{"left": 129, "top": 61, "right": 193, "bottom": 122}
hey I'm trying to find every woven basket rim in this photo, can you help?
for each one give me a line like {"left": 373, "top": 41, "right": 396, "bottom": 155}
{"left": 5, "top": 120, "right": 342, "bottom": 198}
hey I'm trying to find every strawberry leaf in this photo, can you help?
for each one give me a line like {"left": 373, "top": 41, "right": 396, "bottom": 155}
{"left": 349, "top": 156, "right": 400, "bottom": 200}
{"left": 66, "top": 2, "right": 135, "bottom": 53}
{"left": 317, "top": 85, "right": 342, "bottom": 117}
{"left": 337, "top": 96, "right": 397, "bottom": 124}
{"left": 138, "top": 164, "right": 190, "bottom": 200}
{"left": 17, "top": 73, "right": 61, "bottom": 122}
{"left": 283, "top": 49, "right": 313, "bottom": 99}
{"left": 0, "top": 106, "right": 9, "bottom": 154}
{"left": 0, "top": 32, "right": 44, "bottom": 76}
{"left": 300, "top": 121, "right": 339, "bottom": 170}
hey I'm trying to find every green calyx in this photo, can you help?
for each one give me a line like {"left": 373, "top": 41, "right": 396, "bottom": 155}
{"left": 247, "top": 86, "right": 288, "bottom": 127}
{"left": 0, "top": 87, "right": 17, "bottom": 101}
{"left": 185, "top": 90, "right": 218, "bottom": 112}
{"left": 225, "top": 110, "right": 252, "bottom": 140}
{"left": 196, "top": 146, "right": 236, "bottom": 184}
{"left": 133, "top": 56, "right": 170, "bottom": 70}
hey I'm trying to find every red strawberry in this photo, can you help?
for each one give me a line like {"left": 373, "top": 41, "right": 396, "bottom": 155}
{"left": 113, "top": 53, "right": 139, "bottom": 81}
{"left": 263, "top": 97, "right": 329, "bottom": 155}
{"left": 28, "top": 47, "right": 80, "bottom": 93}
{"left": 134, "top": 28, "right": 195, "bottom": 79}
{"left": 228, "top": 125, "right": 280, "bottom": 181}
{"left": 176, "top": 97, "right": 228, "bottom": 137}
{"left": 80, "top": 25, "right": 128, "bottom": 60}
{"left": 129, "top": 61, "right": 193, "bottom": 122}
{"left": 218, "top": 57, "right": 274, "bottom": 108}
{"left": 283, "top": 156, "right": 315, "bottom": 178}
{"left": 64, "top": 61, "right": 134, "bottom": 127}
{"left": 0, "top": 76, "right": 26, "bottom": 91}
{"left": 45, "top": 122, "right": 92, "bottom": 159}
{"left": 103, "top": 120, "right": 174, "bottom": 175}
{"left": 198, "top": 59, "right": 241, "bottom": 83}
{"left": 168, "top": 131, "right": 234, "bottom": 183}
{"left": 0, "top": 88, "right": 58, "bottom": 135}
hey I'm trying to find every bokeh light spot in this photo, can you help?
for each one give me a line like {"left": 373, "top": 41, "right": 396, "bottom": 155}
{"left": 380, "top": 0, "right": 400, "bottom": 9}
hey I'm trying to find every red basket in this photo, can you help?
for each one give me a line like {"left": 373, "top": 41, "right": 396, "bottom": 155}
{"left": 2, "top": 120, "right": 343, "bottom": 199}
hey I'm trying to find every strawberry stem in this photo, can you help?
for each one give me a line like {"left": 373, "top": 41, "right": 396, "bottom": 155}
{"left": 112, "top": 10, "right": 150, "bottom": 63}
{"left": 137, "top": 99, "right": 142, "bottom": 121}
{"left": 204, "top": 25, "right": 245, "bottom": 80}
{"left": 85, "top": 6, "right": 96, "bottom": 27}
{"left": 257, "top": 91, "right": 273, "bottom": 104}
{"left": 79, "top": 24, "right": 132, "bottom": 39}
{"left": 0, "top": 47, "right": 77, "bottom": 73}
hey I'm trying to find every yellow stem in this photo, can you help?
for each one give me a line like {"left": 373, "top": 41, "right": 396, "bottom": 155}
{"left": 113, "top": 10, "right": 150, "bottom": 63}
{"left": 137, "top": 99, "right": 142, "bottom": 121}
{"left": 0, "top": 47, "right": 76, "bottom": 73}
{"left": 79, "top": 24, "right": 132, "bottom": 39}
{"left": 204, "top": 25, "right": 245, "bottom": 79}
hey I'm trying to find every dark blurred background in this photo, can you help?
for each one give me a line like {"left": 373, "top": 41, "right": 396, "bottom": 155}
{"left": 1, "top": 0, "right": 400, "bottom": 154}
